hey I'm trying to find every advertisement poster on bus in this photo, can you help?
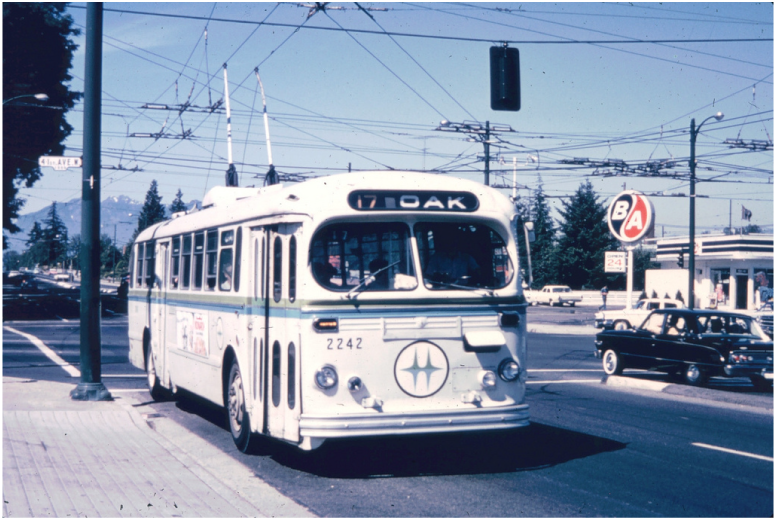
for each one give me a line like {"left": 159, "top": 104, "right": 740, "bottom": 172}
{"left": 177, "top": 311, "right": 209, "bottom": 357}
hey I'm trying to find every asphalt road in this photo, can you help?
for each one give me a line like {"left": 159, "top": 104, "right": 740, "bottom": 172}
{"left": 3, "top": 314, "right": 772, "bottom": 517}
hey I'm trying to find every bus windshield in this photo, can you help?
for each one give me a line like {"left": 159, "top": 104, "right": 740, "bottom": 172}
{"left": 310, "top": 222, "right": 417, "bottom": 292}
{"left": 415, "top": 222, "right": 513, "bottom": 290}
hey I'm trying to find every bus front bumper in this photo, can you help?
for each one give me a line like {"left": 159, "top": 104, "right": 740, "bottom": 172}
{"left": 299, "top": 404, "right": 530, "bottom": 439}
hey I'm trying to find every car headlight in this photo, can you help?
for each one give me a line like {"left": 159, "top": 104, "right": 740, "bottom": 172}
{"left": 315, "top": 365, "right": 338, "bottom": 389}
{"left": 498, "top": 359, "right": 521, "bottom": 382}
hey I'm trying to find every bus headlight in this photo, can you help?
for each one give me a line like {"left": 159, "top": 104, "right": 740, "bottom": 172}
{"left": 498, "top": 359, "right": 520, "bottom": 382}
{"left": 479, "top": 370, "right": 497, "bottom": 389}
{"left": 315, "top": 365, "right": 338, "bottom": 389}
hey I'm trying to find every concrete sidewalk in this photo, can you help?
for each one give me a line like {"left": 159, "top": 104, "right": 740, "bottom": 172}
{"left": 3, "top": 377, "right": 315, "bottom": 518}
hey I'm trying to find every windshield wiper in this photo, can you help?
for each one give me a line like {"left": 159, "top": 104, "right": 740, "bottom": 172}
{"left": 423, "top": 278, "right": 495, "bottom": 296}
{"left": 344, "top": 260, "right": 401, "bottom": 300}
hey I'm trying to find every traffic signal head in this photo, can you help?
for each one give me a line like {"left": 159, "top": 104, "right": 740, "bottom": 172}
{"left": 677, "top": 252, "right": 684, "bottom": 268}
{"left": 490, "top": 46, "right": 520, "bottom": 111}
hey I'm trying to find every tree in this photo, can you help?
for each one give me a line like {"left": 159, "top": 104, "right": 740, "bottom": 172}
{"left": 3, "top": 3, "right": 81, "bottom": 249}
{"left": 528, "top": 184, "right": 557, "bottom": 288}
{"left": 169, "top": 189, "right": 187, "bottom": 214}
{"left": 553, "top": 180, "right": 618, "bottom": 289}
{"left": 136, "top": 180, "right": 166, "bottom": 233}
{"left": 42, "top": 203, "right": 68, "bottom": 267}
{"left": 21, "top": 221, "right": 47, "bottom": 267}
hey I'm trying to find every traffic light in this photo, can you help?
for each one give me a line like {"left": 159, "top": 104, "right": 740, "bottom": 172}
{"left": 490, "top": 46, "right": 520, "bottom": 111}
{"left": 677, "top": 252, "right": 684, "bottom": 268}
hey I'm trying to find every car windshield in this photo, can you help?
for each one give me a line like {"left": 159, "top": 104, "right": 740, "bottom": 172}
{"left": 310, "top": 222, "right": 417, "bottom": 292}
{"left": 415, "top": 222, "right": 513, "bottom": 290}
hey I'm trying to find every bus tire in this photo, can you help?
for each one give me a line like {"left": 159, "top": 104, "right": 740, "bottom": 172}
{"left": 602, "top": 349, "right": 624, "bottom": 376}
{"left": 145, "top": 344, "right": 167, "bottom": 402}
{"left": 227, "top": 360, "right": 254, "bottom": 453}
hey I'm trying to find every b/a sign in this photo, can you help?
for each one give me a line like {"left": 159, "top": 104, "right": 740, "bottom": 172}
{"left": 607, "top": 190, "right": 655, "bottom": 243}
{"left": 38, "top": 156, "right": 82, "bottom": 171}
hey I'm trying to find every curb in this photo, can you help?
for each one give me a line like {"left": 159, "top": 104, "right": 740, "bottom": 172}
{"left": 527, "top": 323, "right": 597, "bottom": 336}
{"left": 604, "top": 375, "right": 773, "bottom": 413}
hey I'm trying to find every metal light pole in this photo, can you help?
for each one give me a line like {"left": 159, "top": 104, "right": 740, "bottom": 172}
{"left": 688, "top": 112, "right": 723, "bottom": 309}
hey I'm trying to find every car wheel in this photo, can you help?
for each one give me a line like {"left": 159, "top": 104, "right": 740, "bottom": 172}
{"left": 750, "top": 375, "right": 773, "bottom": 392}
{"left": 602, "top": 349, "right": 624, "bottom": 375}
{"left": 227, "top": 360, "right": 255, "bottom": 453}
{"left": 683, "top": 364, "right": 706, "bottom": 386}
{"left": 146, "top": 346, "right": 167, "bottom": 402}
{"left": 613, "top": 320, "right": 630, "bottom": 331}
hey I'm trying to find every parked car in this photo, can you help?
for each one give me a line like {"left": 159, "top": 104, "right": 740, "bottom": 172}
{"left": 595, "top": 308, "right": 773, "bottom": 390}
{"left": 745, "top": 301, "right": 773, "bottom": 339}
{"left": 531, "top": 285, "right": 582, "bottom": 307}
{"left": 595, "top": 298, "right": 685, "bottom": 330}
{"left": 2, "top": 272, "right": 38, "bottom": 292}
{"left": 54, "top": 272, "right": 73, "bottom": 282}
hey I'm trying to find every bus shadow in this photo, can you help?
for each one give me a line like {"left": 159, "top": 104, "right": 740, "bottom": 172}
{"left": 268, "top": 422, "right": 626, "bottom": 478}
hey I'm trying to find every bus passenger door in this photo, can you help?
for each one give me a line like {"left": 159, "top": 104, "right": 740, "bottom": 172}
{"left": 151, "top": 242, "right": 169, "bottom": 387}
{"left": 247, "top": 228, "right": 267, "bottom": 435}
{"left": 265, "top": 224, "right": 302, "bottom": 443}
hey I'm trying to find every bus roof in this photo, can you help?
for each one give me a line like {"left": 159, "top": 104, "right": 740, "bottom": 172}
{"left": 135, "top": 171, "right": 516, "bottom": 242}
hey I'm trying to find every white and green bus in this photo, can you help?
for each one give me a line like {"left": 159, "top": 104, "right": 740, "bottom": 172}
{"left": 128, "top": 171, "right": 529, "bottom": 451}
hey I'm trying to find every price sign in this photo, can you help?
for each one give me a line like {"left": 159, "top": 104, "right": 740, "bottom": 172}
{"left": 605, "top": 251, "right": 627, "bottom": 273}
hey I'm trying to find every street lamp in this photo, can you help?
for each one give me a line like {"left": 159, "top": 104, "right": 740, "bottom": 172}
{"left": 3, "top": 93, "right": 49, "bottom": 105}
{"left": 688, "top": 111, "right": 724, "bottom": 309}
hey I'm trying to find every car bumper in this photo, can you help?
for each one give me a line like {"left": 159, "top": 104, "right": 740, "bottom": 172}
{"left": 299, "top": 404, "right": 530, "bottom": 439}
{"left": 723, "top": 365, "right": 774, "bottom": 379}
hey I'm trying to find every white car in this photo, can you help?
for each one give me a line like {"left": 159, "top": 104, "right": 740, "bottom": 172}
{"left": 595, "top": 298, "right": 685, "bottom": 330}
{"left": 54, "top": 273, "right": 72, "bottom": 282}
{"left": 531, "top": 285, "right": 583, "bottom": 307}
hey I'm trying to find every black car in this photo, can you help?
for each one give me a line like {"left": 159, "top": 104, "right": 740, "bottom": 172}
{"left": 2, "top": 272, "right": 38, "bottom": 292}
{"left": 595, "top": 308, "right": 773, "bottom": 390}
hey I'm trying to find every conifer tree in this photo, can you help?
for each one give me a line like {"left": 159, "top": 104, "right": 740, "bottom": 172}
{"left": 169, "top": 189, "right": 186, "bottom": 214}
{"left": 528, "top": 183, "right": 557, "bottom": 288}
{"left": 42, "top": 203, "right": 68, "bottom": 267}
{"left": 136, "top": 180, "right": 166, "bottom": 233}
{"left": 553, "top": 180, "right": 618, "bottom": 288}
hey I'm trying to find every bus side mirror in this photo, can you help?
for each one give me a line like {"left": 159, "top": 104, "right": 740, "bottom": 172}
{"left": 524, "top": 221, "right": 535, "bottom": 243}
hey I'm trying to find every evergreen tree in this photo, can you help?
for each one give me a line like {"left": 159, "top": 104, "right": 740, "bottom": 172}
{"left": 136, "top": 180, "right": 166, "bottom": 233}
{"left": 42, "top": 203, "right": 68, "bottom": 267}
{"left": 169, "top": 189, "right": 187, "bottom": 214}
{"left": 528, "top": 184, "right": 556, "bottom": 288}
{"left": 511, "top": 194, "right": 531, "bottom": 287}
{"left": 3, "top": 3, "right": 81, "bottom": 249}
{"left": 22, "top": 221, "right": 47, "bottom": 267}
{"left": 553, "top": 180, "right": 618, "bottom": 289}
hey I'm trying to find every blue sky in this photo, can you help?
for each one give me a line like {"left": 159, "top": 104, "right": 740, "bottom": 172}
{"left": 21, "top": 2, "right": 774, "bottom": 237}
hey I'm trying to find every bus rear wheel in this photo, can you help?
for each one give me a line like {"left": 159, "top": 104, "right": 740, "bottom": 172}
{"left": 227, "top": 360, "right": 255, "bottom": 453}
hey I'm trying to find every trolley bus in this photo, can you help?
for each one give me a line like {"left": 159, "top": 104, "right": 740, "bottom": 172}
{"left": 128, "top": 171, "right": 529, "bottom": 451}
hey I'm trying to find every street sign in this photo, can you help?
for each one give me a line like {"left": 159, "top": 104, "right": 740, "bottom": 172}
{"left": 38, "top": 156, "right": 82, "bottom": 171}
{"left": 607, "top": 190, "right": 655, "bottom": 243}
{"left": 605, "top": 251, "right": 627, "bottom": 273}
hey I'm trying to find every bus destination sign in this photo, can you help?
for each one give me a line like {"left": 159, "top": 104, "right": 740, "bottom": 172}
{"left": 348, "top": 190, "right": 479, "bottom": 212}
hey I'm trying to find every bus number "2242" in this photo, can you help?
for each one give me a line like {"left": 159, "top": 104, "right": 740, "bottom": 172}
{"left": 326, "top": 338, "right": 363, "bottom": 350}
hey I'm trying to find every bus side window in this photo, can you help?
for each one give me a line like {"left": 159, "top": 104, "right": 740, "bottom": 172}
{"left": 219, "top": 230, "right": 235, "bottom": 292}
{"left": 135, "top": 243, "right": 144, "bottom": 287}
{"left": 234, "top": 227, "right": 242, "bottom": 292}
{"left": 193, "top": 232, "right": 204, "bottom": 290}
{"left": 128, "top": 247, "right": 134, "bottom": 288}
{"left": 273, "top": 236, "right": 283, "bottom": 303}
{"left": 170, "top": 236, "right": 180, "bottom": 289}
{"left": 144, "top": 242, "right": 155, "bottom": 288}
{"left": 289, "top": 236, "right": 296, "bottom": 303}
{"left": 205, "top": 230, "right": 218, "bottom": 290}
{"left": 182, "top": 235, "right": 192, "bottom": 289}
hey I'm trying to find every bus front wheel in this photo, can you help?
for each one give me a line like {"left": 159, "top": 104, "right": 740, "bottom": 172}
{"left": 227, "top": 360, "right": 255, "bottom": 453}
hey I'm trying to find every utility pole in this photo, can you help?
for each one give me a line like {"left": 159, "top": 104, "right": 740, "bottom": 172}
{"left": 71, "top": 2, "right": 111, "bottom": 401}
{"left": 435, "top": 120, "right": 513, "bottom": 186}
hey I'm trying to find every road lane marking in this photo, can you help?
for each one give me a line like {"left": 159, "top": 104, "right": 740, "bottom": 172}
{"left": 3, "top": 326, "right": 80, "bottom": 378}
{"left": 527, "top": 379, "right": 601, "bottom": 384}
{"left": 692, "top": 442, "right": 773, "bottom": 462}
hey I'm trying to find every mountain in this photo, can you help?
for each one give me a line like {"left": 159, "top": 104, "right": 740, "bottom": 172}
{"left": 9, "top": 196, "right": 199, "bottom": 252}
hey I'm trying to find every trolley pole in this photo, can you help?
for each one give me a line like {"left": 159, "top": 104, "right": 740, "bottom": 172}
{"left": 71, "top": 2, "right": 111, "bottom": 401}
{"left": 483, "top": 121, "right": 490, "bottom": 186}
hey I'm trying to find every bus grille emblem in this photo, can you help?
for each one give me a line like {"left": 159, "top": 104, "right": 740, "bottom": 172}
{"left": 394, "top": 342, "right": 449, "bottom": 397}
